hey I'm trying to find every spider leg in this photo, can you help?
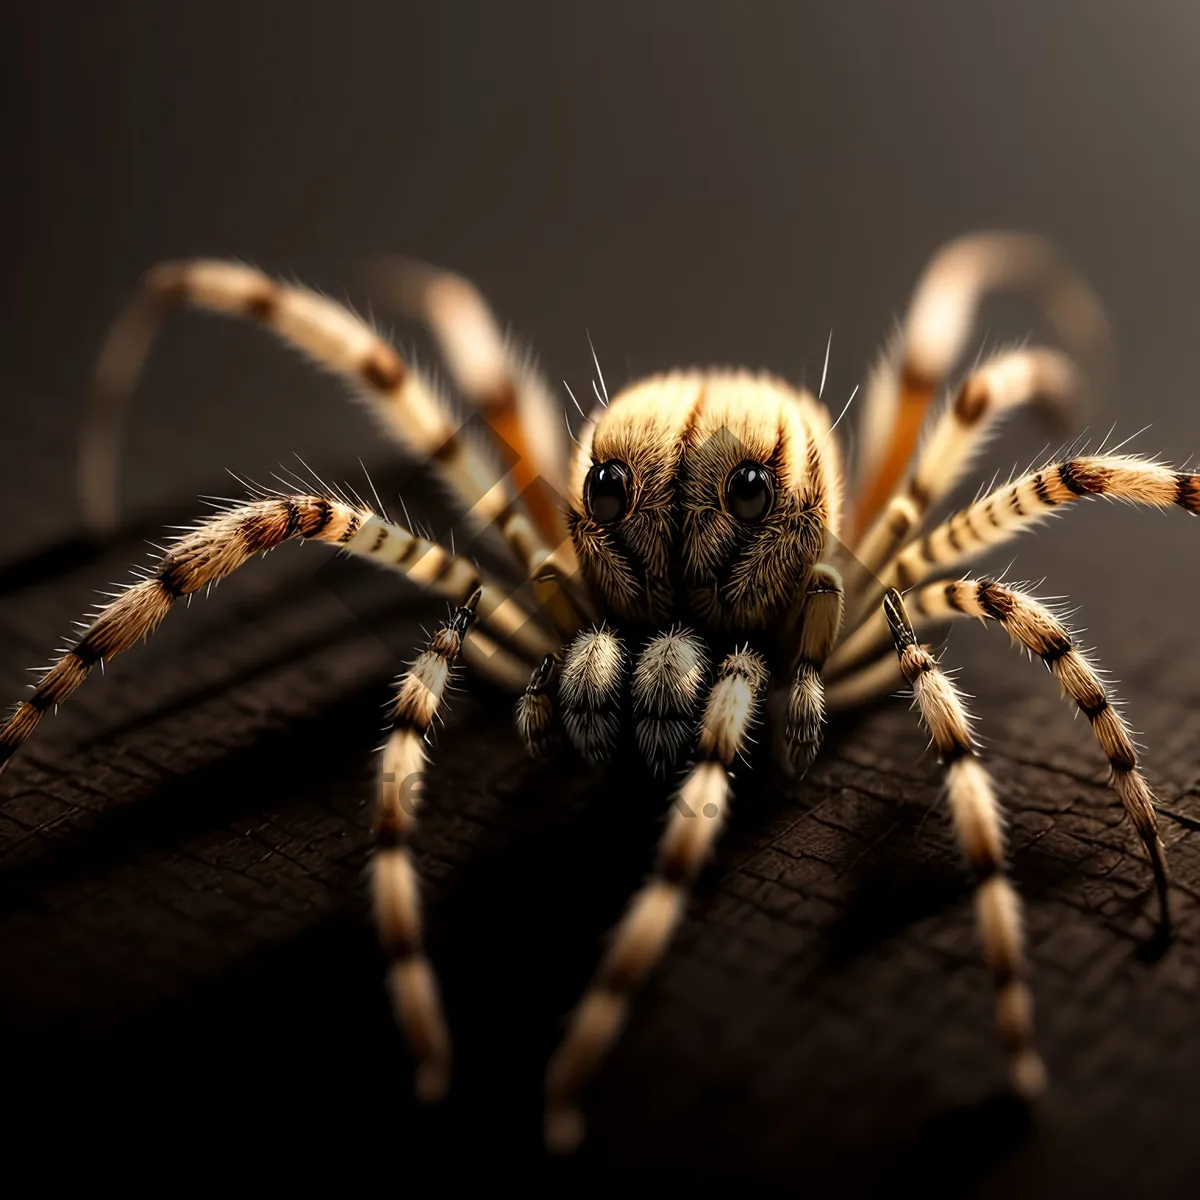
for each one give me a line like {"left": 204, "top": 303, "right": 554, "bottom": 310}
{"left": 884, "top": 589, "right": 1046, "bottom": 1099}
{"left": 900, "top": 578, "right": 1170, "bottom": 930}
{"left": 375, "top": 589, "right": 480, "bottom": 1102}
{"left": 832, "top": 457, "right": 1200, "bottom": 677}
{"left": 344, "top": 509, "right": 554, "bottom": 661}
{"left": 78, "top": 260, "right": 587, "bottom": 635}
{"left": 785, "top": 563, "right": 845, "bottom": 775}
{"left": 840, "top": 346, "right": 1079, "bottom": 631}
{"left": 0, "top": 495, "right": 541, "bottom": 773}
{"left": 851, "top": 231, "right": 1108, "bottom": 540}
{"left": 516, "top": 652, "right": 564, "bottom": 759}
{"left": 544, "top": 646, "right": 769, "bottom": 1153}
{"left": 871, "top": 456, "right": 1199, "bottom": 605}
{"left": 365, "top": 256, "right": 571, "bottom": 543}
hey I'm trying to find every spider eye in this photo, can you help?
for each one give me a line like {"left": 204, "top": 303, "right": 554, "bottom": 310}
{"left": 724, "top": 461, "right": 775, "bottom": 523}
{"left": 585, "top": 460, "right": 632, "bottom": 525}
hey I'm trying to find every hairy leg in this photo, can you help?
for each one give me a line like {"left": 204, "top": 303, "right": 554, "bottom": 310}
{"left": 79, "top": 260, "right": 586, "bottom": 632}
{"left": 364, "top": 255, "right": 571, "bottom": 542}
{"left": 375, "top": 591, "right": 480, "bottom": 1101}
{"left": 516, "top": 653, "right": 564, "bottom": 759}
{"left": 888, "top": 456, "right": 1199, "bottom": 592}
{"left": 840, "top": 346, "right": 1077, "bottom": 631}
{"left": 885, "top": 589, "right": 1045, "bottom": 1098}
{"left": 785, "top": 563, "right": 845, "bottom": 775}
{"left": 544, "top": 646, "right": 769, "bottom": 1152}
{"left": 896, "top": 578, "right": 1170, "bottom": 928}
{"left": 851, "top": 231, "right": 1107, "bottom": 538}
{"left": 831, "top": 455, "right": 1200, "bottom": 679}
{"left": 0, "top": 494, "right": 543, "bottom": 772}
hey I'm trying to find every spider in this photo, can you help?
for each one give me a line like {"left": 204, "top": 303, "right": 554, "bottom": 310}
{"left": 1, "top": 233, "right": 1195, "bottom": 1152}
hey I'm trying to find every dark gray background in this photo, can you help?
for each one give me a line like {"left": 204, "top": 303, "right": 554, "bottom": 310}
{"left": 5, "top": 2, "right": 1200, "bottom": 557}
{"left": 3, "top": 3, "right": 1200, "bottom": 1193}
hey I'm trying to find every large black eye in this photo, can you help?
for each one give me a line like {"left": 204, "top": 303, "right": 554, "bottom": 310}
{"left": 724, "top": 461, "right": 775, "bottom": 523}
{"left": 585, "top": 460, "right": 632, "bottom": 524}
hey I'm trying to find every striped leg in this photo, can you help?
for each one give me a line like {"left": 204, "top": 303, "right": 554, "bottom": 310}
{"left": 0, "top": 495, "right": 541, "bottom": 774}
{"left": 841, "top": 347, "right": 1078, "bottom": 632}
{"left": 851, "top": 231, "right": 1107, "bottom": 540}
{"left": 342, "top": 510, "right": 555, "bottom": 662}
{"left": 896, "top": 578, "right": 1171, "bottom": 929}
{"left": 78, "top": 260, "right": 584, "bottom": 631}
{"left": 0, "top": 495, "right": 362, "bottom": 773}
{"left": 544, "top": 647, "right": 768, "bottom": 1152}
{"left": 884, "top": 590, "right": 1045, "bottom": 1099}
{"left": 365, "top": 256, "right": 571, "bottom": 542}
{"left": 371, "top": 258, "right": 590, "bottom": 632}
{"left": 833, "top": 456, "right": 1200, "bottom": 677}
{"left": 785, "top": 564, "right": 845, "bottom": 775}
{"left": 375, "top": 590, "right": 480, "bottom": 1101}
{"left": 884, "top": 456, "right": 1200, "bottom": 594}
{"left": 83, "top": 263, "right": 489, "bottom": 532}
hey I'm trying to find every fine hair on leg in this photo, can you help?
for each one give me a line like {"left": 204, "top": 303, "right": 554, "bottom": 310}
{"left": 884, "top": 588, "right": 1046, "bottom": 1099}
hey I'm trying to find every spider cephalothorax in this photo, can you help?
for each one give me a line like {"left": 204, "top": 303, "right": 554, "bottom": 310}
{"left": 566, "top": 370, "right": 837, "bottom": 634}
{"left": 554, "top": 370, "right": 840, "bottom": 778}
{"left": 1, "top": 234, "right": 1194, "bottom": 1153}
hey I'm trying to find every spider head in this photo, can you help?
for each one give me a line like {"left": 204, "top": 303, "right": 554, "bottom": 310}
{"left": 566, "top": 370, "right": 840, "bottom": 633}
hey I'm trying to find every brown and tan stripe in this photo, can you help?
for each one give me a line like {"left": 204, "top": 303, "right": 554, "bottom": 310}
{"left": 901, "top": 578, "right": 1171, "bottom": 929}
{"left": 885, "top": 456, "right": 1198, "bottom": 594}
{"left": 851, "top": 231, "right": 1107, "bottom": 543}
{"left": 81, "top": 258, "right": 586, "bottom": 631}
{"left": 343, "top": 514, "right": 556, "bottom": 661}
{"left": 544, "top": 647, "right": 767, "bottom": 1153}
{"left": 845, "top": 348, "right": 1077, "bottom": 621}
{"left": 833, "top": 455, "right": 1194, "bottom": 676}
{"left": 368, "top": 257, "right": 572, "bottom": 542}
{"left": 0, "top": 497, "right": 548, "bottom": 778}
{"left": 374, "top": 590, "right": 479, "bottom": 1103}
{"left": 884, "top": 588, "right": 1045, "bottom": 1099}
{"left": 0, "top": 495, "right": 362, "bottom": 776}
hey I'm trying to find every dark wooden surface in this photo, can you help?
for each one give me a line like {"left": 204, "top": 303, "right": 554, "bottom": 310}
{"left": 2, "top": 417, "right": 1199, "bottom": 1194}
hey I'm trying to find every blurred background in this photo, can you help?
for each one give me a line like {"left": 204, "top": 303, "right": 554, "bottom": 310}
{"left": 5, "top": 1, "right": 1200, "bottom": 566}
{"left": 4, "top": 2, "right": 1200, "bottom": 1192}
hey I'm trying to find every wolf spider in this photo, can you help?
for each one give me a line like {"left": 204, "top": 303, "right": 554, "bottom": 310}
{"left": 2, "top": 233, "right": 1195, "bottom": 1150}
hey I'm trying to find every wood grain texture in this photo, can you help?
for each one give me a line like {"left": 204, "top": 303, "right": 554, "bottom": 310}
{"left": 2, "top": 449, "right": 1198, "bottom": 1195}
